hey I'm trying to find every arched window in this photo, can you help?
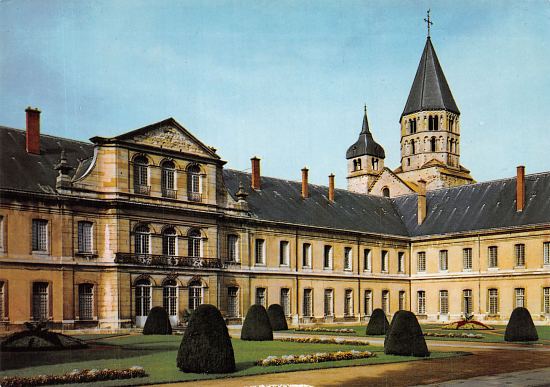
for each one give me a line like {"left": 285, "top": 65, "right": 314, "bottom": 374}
{"left": 371, "top": 158, "right": 378, "bottom": 170}
{"left": 356, "top": 159, "right": 362, "bottom": 170}
{"left": 428, "top": 115, "right": 439, "bottom": 131}
{"left": 411, "top": 140, "right": 416, "bottom": 155}
{"left": 135, "top": 225, "right": 150, "bottom": 255}
{"left": 135, "top": 278, "right": 151, "bottom": 321}
{"left": 430, "top": 137, "right": 436, "bottom": 152}
{"left": 187, "top": 164, "right": 202, "bottom": 202}
{"left": 188, "top": 229, "right": 202, "bottom": 257}
{"left": 133, "top": 156, "right": 150, "bottom": 195}
{"left": 162, "top": 227, "right": 177, "bottom": 256}
{"left": 161, "top": 160, "right": 176, "bottom": 198}
{"left": 450, "top": 139, "right": 455, "bottom": 153}
{"left": 163, "top": 279, "right": 178, "bottom": 318}
{"left": 188, "top": 280, "right": 203, "bottom": 310}
{"left": 382, "top": 187, "right": 390, "bottom": 197}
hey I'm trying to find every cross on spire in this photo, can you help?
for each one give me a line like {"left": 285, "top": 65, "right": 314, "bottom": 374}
{"left": 424, "top": 9, "right": 433, "bottom": 38}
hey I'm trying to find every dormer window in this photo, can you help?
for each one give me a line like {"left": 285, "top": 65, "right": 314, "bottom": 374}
{"left": 187, "top": 164, "right": 202, "bottom": 202}
{"left": 161, "top": 160, "right": 177, "bottom": 199}
{"left": 133, "top": 156, "right": 150, "bottom": 195}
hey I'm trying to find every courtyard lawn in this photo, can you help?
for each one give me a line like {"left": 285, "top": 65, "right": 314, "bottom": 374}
{"left": 0, "top": 334, "right": 460, "bottom": 386}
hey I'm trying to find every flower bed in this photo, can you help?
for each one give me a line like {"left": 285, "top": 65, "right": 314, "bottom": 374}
{"left": 442, "top": 320, "right": 493, "bottom": 330}
{"left": 277, "top": 337, "right": 369, "bottom": 345}
{"left": 424, "top": 332, "right": 483, "bottom": 339}
{"left": 255, "top": 350, "right": 375, "bottom": 366}
{"left": 294, "top": 327, "right": 356, "bottom": 334}
{"left": 0, "top": 366, "right": 147, "bottom": 387}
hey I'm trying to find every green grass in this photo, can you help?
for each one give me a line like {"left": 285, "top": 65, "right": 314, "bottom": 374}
{"left": 0, "top": 334, "right": 461, "bottom": 386}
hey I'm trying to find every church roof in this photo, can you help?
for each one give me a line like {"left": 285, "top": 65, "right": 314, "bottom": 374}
{"left": 402, "top": 37, "right": 460, "bottom": 117}
{"left": 346, "top": 109, "right": 385, "bottom": 159}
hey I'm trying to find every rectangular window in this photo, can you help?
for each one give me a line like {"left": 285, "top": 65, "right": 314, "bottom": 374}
{"left": 417, "top": 291, "right": 426, "bottom": 314}
{"left": 0, "top": 281, "right": 5, "bottom": 320}
{"left": 0, "top": 216, "right": 4, "bottom": 251}
{"left": 463, "top": 248, "right": 473, "bottom": 270}
{"left": 280, "top": 288, "right": 290, "bottom": 317}
{"left": 488, "top": 289, "right": 499, "bottom": 315}
{"left": 78, "top": 284, "right": 94, "bottom": 320}
{"left": 440, "top": 290, "right": 449, "bottom": 314}
{"left": 382, "top": 290, "right": 389, "bottom": 314}
{"left": 515, "top": 288, "right": 525, "bottom": 308}
{"left": 324, "top": 245, "right": 333, "bottom": 269}
{"left": 364, "top": 249, "right": 371, "bottom": 271}
{"left": 189, "top": 286, "right": 203, "bottom": 311}
{"left": 344, "top": 289, "right": 353, "bottom": 316}
{"left": 417, "top": 251, "right": 426, "bottom": 272}
{"left": 32, "top": 282, "right": 49, "bottom": 320}
{"left": 163, "top": 283, "right": 177, "bottom": 316}
{"left": 398, "top": 252, "right": 405, "bottom": 273}
{"left": 302, "top": 243, "right": 312, "bottom": 268}
{"left": 303, "top": 289, "right": 313, "bottom": 316}
{"left": 228, "top": 287, "right": 239, "bottom": 317}
{"left": 544, "top": 288, "right": 550, "bottom": 314}
{"left": 488, "top": 246, "right": 498, "bottom": 268}
{"left": 344, "top": 247, "right": 352, "bottom": 270}
{"left": 381, "top": 250, "right": 388, "bottom": 272}
{"left": 324, "top": 289, "right": 334, "bottom": 317}
{"left": 255, "top": 239, "right": 265, "bottom": 265}
{"left": 32, "top": 219, "right": 48, "bottom": 252}
{"left": 227, "top": 235, "right": 239, "bottom": 262}
{"left": 364, "top": 290, "right": 372, "bottom": 316}
{"left": 77, "top": 221, "right": 93, "bottom": 253}
{"left": 463, "top": 289, "right": 473, "bottom": 315}
{"left": 255, "top": 287, "right": 266, "bottom": 308}
{"left": 515, "top": 244, "right": 525, "bottom": 267}
{"left": 398, "top": 291, "right": 406, "bottom": 311}
{"left": 279, "top": 241, "right": 290, "bottom": 266}
{"left": 439, "top": 250, "right": 448, "bottom": 271}
{"left": 544, "top": 242, "right": 550, "bottom": 265}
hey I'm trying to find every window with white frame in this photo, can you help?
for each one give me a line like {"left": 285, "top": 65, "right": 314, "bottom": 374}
{"left": 303, "top": 289, "right": 313, "bottom": 316}
{"left": 302, "top": 243, "right": 312, "bottom": 268}
{"left": 417, "top": 290, "right": 426, "bottom": 314}
{"left": 255, "top": 287, "right": 266, "bottom": 307}
{"left": 324, "top": 289, "right": 334, "bottom": 317}
{"left": 78, "top": 283, "right": 94, "bottom": 320}
{"left": 77, "top": 221, "right": 93, "bottom": 253}
{"left": 280, "top": 288, "right": 290, "bottom": 316}
{"left": 398, "top": 252, "right": 405, "bottom": 273}
{"left": 255, "top": 239, "right": 265, "bottom": 265}
{"left": 323, "top": 245, "right": 333, "bottom": 269}
{"left": 488, "top": 246, "right": 498, "bottom": 268}
{"left": 440, "top": 290, "right": 449, "bottom": 314}
{"left": 32, "top": 219, "right": 48, "bottom": 252}
{"left": 161, "top": 160, "right": 176, "bottom": 198}
{"left": 188, "top": 229, "right": 202, "bottom": 257}
{"left": 381, "top": 250, "right": 388, "bottom": 272}
{"left": 189, "top": 280, "right": 203, "bottom": 310}
{"left": 463, "top": 248, "right": 473, "bottom": 270}
{"left": 398, "top": 291, "right": 406, "bottom": 311}
{"left": 279, "top": 240, "right": 290, "bottom": 266}
{"left": 544, "top": 287, "right": 550, "bottom": 314}
{"left": 439, "top": 250, "right": 448, "bottom": 271}
{"left": 135, "top": 279, "right": 151, "bottom": 317}
{"left": 134, "top": 225, "right": 150, "bottom": 255}
{"left": 0, "top": 281, "right": 5, "bottom": 320}
{"left": 344, "top": 289, "right": 353, "bottom": 316}
{"left": 344, "top": 247, "right": 352, "bottom": 270}
{"left": 515, "top": 288, "right": 525, "bottom": 308}
{"left": 364, "top": 248, "right": 371, "bottom": 271}
{"left": 163, "top": 279, "right": 178, "bottom": 316}
{"left": 463, "top": 289, "right": 473, "bottom": 315}
{"left": 544, "top": 242, "right": 550, "bottom": 266}
{"left": 133, "top": 155, "right": 149, "bottom": 195}
{"left": 187, "top": 164, "right": 202, "bottom": 201}
{"left": 364, "top": 290, "right": 372, "bottom": 316}
{"left": 417, "top": 251, "right": 426, "bottom": 272}
{"left": 32, "top": 282, "right": 49, "bottom": 320}
{"left": 227, "top": 287, "right": 239, "bottom": 317}
{"left": 227, "top": 234, "right": 239, "bottom": 262}
{"left": 382, "top": 290, "right": 389, "bottom": 314}
{"left": 162, "top": 227, "right": 177, "bottom": 256}
{"left": 488, "top": 288, "right": 499, "bottom": 315}
{"left": 515, "top": 244, "right": 525, "bottom": 267}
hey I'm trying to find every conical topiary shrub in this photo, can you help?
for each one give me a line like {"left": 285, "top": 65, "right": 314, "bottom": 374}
{"left": 505, "top": 307, "right": 539, "bottom": 342}
{"left": 267, "top": 304, "right": 288, "bottom": 331}
{"left": 241, "top": 304, "right": 273, "bottom": 341}
{"left": 143, "top": 306, "right": 172, "bottom": 335}
{"left": 366, "top": 308, "right": 390, "bottom": 335}
{"left": 384, "top": 310, "right": 429, "bottom": 357}
{"left": 177, "top": 304, "right": 235, "bottom": 373}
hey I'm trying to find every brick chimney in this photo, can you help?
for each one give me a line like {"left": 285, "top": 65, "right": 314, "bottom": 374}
{"left": 26, "top": 107, "right": 41, "bottom": 154}
{"left": 301, "top": 167, "right": 309, "bottom": 199}
{"left": 417, "top": 179, "right": 427, "bottom": 225}
{"left": 251, "top": 157, "right": 261, "bottom": 190}
{"left": 516, "top": 165, "right": 525, "bottom": 212}
{"left": 328, "top": 174, "right": 335, "bottom": 202}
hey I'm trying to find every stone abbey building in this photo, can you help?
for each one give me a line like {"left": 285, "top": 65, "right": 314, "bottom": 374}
{"left": 0, "top": 36, "right": 549, "bottom": 330}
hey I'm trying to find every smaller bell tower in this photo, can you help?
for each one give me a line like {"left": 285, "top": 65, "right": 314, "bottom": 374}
{"left": 346, "top": 107, "right": 385, "bottom": 194}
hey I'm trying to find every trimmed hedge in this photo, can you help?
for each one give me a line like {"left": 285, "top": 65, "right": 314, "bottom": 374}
{"left": 366, "top": 308, "right": 390, "bottom": 335}
{"left": 143, "top": 306, "right": 172, "bottom": 335}
{"left": 267, "top": 304, "right": 288, "bottom": 331}
{"left": 384, "top": 310, "right": 429, "bottom": 357}
{"left": 505, "top": 307, "right": 539, "bottom": 342}
{"left": 241, "top": 304, "right": 273, "bottom": 341}
{"left": 177, "top": 304, "right": 235, "bottom": 373}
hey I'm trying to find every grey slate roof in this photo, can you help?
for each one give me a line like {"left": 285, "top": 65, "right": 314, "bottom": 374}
{"left": 346, "top": 110, "right": 385, "bottom": 159}
{"left": 0, "top": 127, "right": 93, "bottom": 194}
{"left": 402, "top": 37, "right": 460, "bottom": 117}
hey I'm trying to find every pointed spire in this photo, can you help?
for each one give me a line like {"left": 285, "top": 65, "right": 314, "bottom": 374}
{"left": 402, "top": 37, "right": 459, "bottom": 117}
{"left": 346, "top": 107, "right": 385, "bottom": 159}
{"left": 361, "top": 104, "right": 371, "bottom": 134}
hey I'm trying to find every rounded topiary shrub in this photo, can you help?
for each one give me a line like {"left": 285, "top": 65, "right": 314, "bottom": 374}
{"left": 177, "top": 304, "right": 235, "bottom": 373}
{"left": 241, "top": 304, "right": 273, "bottom": 341}
{"left": 366, "top": 308, "right": 390, "bottom": 335}
{"left": 142, "top": 306, "right": 172, "bottom": 335}
{"left": 267, "top": 304, "right": 288, "bottom": 331}
{"left": 505, "top": 307, "right": 538, "bottom": 342}
{"left": 384, "top": 310, "right": 429, "bottom": 357}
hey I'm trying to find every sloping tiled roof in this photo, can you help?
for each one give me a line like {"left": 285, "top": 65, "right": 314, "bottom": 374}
{"left": 402, "top": 37, "right": 460, "bottom": 117}
{"left": 346, "top": 110, "right": 385, "bottom": 159}
{"left": 0, "top": 127, "right": 93, "bottom": 194}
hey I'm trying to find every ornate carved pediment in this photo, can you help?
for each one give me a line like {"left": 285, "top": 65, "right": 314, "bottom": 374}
{"left": 128, "top": 126, "right": 210, "bottom": 156}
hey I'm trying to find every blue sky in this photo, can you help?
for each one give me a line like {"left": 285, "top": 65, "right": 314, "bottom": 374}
{"left": 1, "top": 0, "right": 549, "bottom": 188}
